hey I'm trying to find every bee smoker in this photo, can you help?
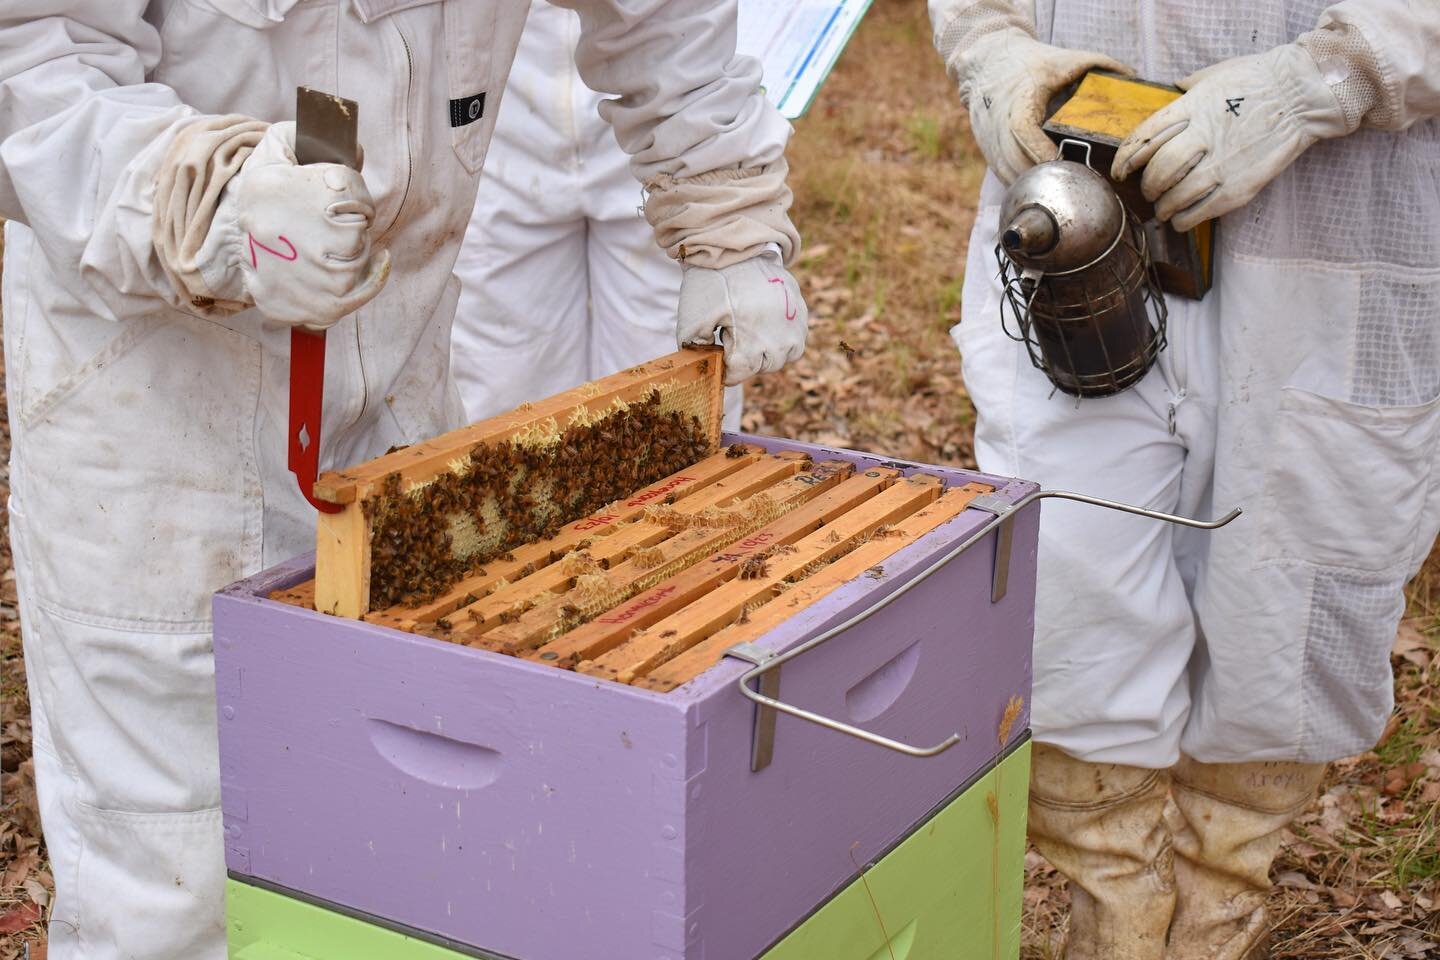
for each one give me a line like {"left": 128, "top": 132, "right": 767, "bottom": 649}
{"left": 995, "top": 149, "right": 1168, "bottom": 398}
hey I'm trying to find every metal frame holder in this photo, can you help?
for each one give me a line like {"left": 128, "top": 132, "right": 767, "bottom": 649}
{"left": 725, "top": 489, "right": 1241, "bottom": 772}
{"left": 967, "top": 493, "right": 1017, "bottom": 602}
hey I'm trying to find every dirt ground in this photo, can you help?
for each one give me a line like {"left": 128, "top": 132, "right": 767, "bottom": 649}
{"left": 2, "top": 0, "right": 1438, "bottom": 957}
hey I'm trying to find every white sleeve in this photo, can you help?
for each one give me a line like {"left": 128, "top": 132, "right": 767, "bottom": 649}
{"left": 0, "top": 4, "right": 201, "bottom": 318}
{"left": 929, "top": 0, "right": 1034, "bottom": 69}
{"left": 1299, "top": 0, "right": 1440, "bottom": 131}
{"left": 557, "top": 0, "right": 789, "bottom": 182}
{"left": 556, "top": 0, "right": 800, "bottom": 268}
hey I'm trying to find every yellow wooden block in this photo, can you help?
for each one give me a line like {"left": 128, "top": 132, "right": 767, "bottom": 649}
{"left": 1045, "top": 71, "right": 1182, "bottom": 146}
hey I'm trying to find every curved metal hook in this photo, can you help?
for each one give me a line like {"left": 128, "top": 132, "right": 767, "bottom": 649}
{"left": 728, "top": 488, "right": 1241, "bottom": 770}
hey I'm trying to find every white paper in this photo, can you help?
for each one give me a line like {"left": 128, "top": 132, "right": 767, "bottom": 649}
{"left": 736, "top": 0, "right": 872, "bottom": 119}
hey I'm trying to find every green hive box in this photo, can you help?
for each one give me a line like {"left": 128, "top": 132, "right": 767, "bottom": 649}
{"left": 228, "top": 741, "right": 1030, "bottom": 960}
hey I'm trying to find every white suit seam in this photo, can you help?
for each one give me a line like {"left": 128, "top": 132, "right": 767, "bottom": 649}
{"left": 1253, "top": 554, "right": 1414, "bottom": 577}
{"left": 73, "top": 800, "right": 223, "bottom": 822}
{"left": 1004, "top": 316, "right": 1023, "bottom": 473}
{"left": 1296, "top": 563, "right": 1319, "bottom": 757}
{"left": 1412, "top": 444, "right": 1439, "bottom": 572}
{"left": 1219, "top": 248, "right": 1440, "bottom": 278}
{"left": 6, "top": 226, "right": 34, "bottom": 409}
{"left": 33, "top": 595, "right": 213, "bottom": 634}
{"left": 1343, "top": 264, "right": 1361, "bottom": 408}
{"left": 16, "top": 316, "right": 161, "bottom": 430}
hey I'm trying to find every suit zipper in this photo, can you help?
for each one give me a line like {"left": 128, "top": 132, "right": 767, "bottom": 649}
{"left": 386, "top": 23, "right": 416, "bottom": 237}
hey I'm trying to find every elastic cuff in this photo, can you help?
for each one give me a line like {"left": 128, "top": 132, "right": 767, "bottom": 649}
{"left": 933, "top": 0, "right": 1034, "bottom": 74}
{"left": 1296, "top": 24, "right": 1392, "bottom": 132}
{"left": 152, "top": 114, "right": 268, "bottom": 315}
{"left": 643, "top": 159, "right": 801, "bottom": 270}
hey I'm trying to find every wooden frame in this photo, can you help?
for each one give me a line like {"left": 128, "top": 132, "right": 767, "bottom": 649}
{"left": 311, "top": 348, "right": 724, "bottom": 618}
{"left": 635, "top": 482, "right": 993, "bottom": 691}
{"left": 279, "top": 441, "right": 996, "bottom": 692}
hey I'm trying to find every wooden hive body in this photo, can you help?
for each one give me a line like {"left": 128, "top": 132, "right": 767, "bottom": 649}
{"left": 216, "top": 434, "right": 1040, "bottom": 960}
{"left": 225, "top": 739, "right": 1031, "bottom": 959}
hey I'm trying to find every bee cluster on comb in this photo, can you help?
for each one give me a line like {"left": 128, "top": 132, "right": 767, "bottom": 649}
{"left": 310, "top": 350, "right": 726, "bottom": 620}
{"left": 363, "top": 391, "right": 711, "bottom": 609}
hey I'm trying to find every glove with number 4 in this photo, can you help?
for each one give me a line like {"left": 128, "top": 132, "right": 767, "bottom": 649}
{"left": 168, "top": 120, "right": 390, "bottom": 328}
{"left": 1112, "top": 26, "right": 1377, "bottom": 232}
{"left": 676, "top": 251, "right": 808, "bottom": 386}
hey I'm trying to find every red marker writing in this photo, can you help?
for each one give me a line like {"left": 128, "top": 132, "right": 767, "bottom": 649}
{"left": 768, "top": 276, "right": 797, "bottom": 321}
{"left": 249, "top": 233, "right": 298, "bottom": 268}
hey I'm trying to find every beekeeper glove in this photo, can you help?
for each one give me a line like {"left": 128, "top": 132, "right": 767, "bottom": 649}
{"left": 676, "top": 250, "right": 807, "bottom": 386}
{"left": 935, "top": 8, "right": 1130, "bottom": 184}
{"left": 1111, "top": 34, "right": 1366, "bottom": 233}
{"left": 182, "top": 121, "right": 389, "bottom": 328}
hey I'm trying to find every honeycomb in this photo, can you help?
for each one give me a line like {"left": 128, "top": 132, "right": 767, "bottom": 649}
{"left": 362, "top": 380, "right": 716, "bottom": 610}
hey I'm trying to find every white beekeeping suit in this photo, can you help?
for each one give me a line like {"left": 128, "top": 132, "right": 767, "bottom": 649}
{"left": 451, "top": 0, "right": 745, "bottom": 428}
{"left": 0, "top": 1, "right": 806, "bottom": 957}
{"left": 928, "top": 0, "right": 1440, "bottom": 957}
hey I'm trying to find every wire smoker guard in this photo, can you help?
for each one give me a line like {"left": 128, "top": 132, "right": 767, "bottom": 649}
{"left": 995, "top": 152, "right": 1168, "bottom": 398}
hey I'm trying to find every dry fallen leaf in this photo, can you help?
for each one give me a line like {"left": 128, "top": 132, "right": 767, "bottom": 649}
{"left": 1392, "top": 620, "right": 1433, "bottom": 669}
{"left": 19, "top": 880, "right": 46, "bottom": 911}
{"left": 0, "top": 904, "right": 38, "bottom": 936}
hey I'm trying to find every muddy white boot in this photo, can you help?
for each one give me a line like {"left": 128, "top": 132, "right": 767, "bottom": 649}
{"left": 1166, "top": 757, "right": 1326, "bottom": 960}
{"left": 1028, "top": 743, "right": 1176, "bottom": 960}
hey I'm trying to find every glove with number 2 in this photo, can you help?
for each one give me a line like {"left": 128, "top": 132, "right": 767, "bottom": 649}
{"left": 199, "top": 121, "right": 390, "bottom": 328}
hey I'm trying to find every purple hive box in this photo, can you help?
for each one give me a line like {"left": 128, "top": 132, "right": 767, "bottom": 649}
{"left": 214, "top": 435, "right": 1039, "bottom": 960}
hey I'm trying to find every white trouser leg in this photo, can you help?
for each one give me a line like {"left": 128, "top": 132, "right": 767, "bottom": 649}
{"left": 586, "top": 214, "right": 745, "bottom": 431}
{"left": 450, "top": 187, "right": 590, "bottom": 422}
{"left": 956, "top": 178, "right": 1219, "bottom": 767}
{"left": 577, "top": 61, "right": 743, "bottom": 431}
{"left": 1182, "top": 258, "right": 1440, "bottom": 763}
{"left": 450, "top": 0, "right": 591, "bottom": 423}
{"left": 11, "top": 506, "right": 225, "bottom": 960}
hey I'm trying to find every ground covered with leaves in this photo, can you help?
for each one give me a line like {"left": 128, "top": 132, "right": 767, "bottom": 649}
{"left": 2, "top": 0, "right": 1437, "bottom": 957}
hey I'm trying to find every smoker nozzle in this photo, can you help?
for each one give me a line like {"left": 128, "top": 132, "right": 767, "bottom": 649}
{"left": 1001, "top": 206, "right": 1059, "bottom": 258}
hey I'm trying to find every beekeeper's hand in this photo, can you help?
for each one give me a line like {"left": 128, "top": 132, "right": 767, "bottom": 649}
{"left": 197, "top": 121, "right": 390, "bottom": 328}
{"left": 676, "top": 250, "right": 808, "bottom": 386}
{"left": 1112, "top": 42, "right": 1354, "bottom": 232}
{"left": 945, "top": 31, "right": 1132, "bottom": 184}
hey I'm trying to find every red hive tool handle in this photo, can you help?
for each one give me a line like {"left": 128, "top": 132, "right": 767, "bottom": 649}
{"left": 286, "top": 86, "right": 359, "bottom": 514}
{"left": 288, "top": 327, "right": 342, "bottom": 513}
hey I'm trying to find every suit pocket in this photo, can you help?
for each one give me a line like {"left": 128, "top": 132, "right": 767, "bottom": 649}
{"left": 441, "top": 0, "right": 503, "bottom": 174}
{"left": 1257, "top": 386, "right": 1440, "bottom": 573}
{"left": 18, "top": 314, "right": 264, "bottom": 624}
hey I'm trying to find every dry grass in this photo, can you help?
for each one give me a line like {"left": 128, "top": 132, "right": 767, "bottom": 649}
{"left": 2, "top": 1, "right": 1438, "bottom": 957}
{"left": 743, "top": 0, "right": 984, "bottom": 467}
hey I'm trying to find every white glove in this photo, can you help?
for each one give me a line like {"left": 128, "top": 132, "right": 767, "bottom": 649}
{"left": 1112, "top": 44, "right": 1349, "bottom": 232}
{"left": 676, "top": 252, "right": 808, "bottom": 386}
{"left": 199, "top": 121, "right": 390, "bottom": 329}
{"left": 950, "top": 31, "right": 1132, "bottom": 184}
